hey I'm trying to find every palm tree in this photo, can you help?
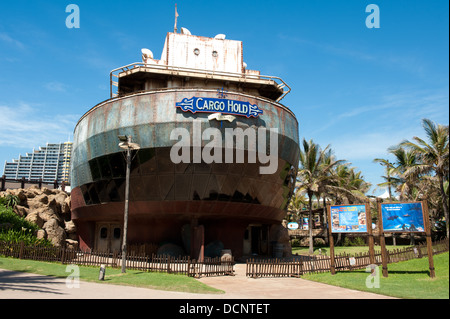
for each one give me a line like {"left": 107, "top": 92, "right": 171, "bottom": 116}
{"left": 400, "top": 119, "right": 449, "bottom": 238}
{"left": 330, "top": 164, "right": 370, "bottom": 204}
{"left": 296, "top": 139, "right": 345, "bottom": 253}
{"left": 388, "top": 147, "right": 419, "bottom": 200}
{"left": 297, "top": 139, "right": 326, "bottom": 254}
{"left": 287, "top": 190, "right": 307, "bottom": 222}
{"left": 346, "top": 168, "right": 371, "bottom": 202}
{"left": 373, "top": 158, "right": 397, "bottom": 201}
{"left": 316, "top": 149, "right": 346, "bottom": 228}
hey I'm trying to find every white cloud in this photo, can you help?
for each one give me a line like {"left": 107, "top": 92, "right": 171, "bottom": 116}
{"left": 44, "top": 82, "right": 68, "bottom": 92}
{"left": 311, "top": 88, "right": 449, "bottom": 137}
{"left": 0, "top": 102, "right": 78, "bottom": 149}
{"left": 329, "top": 131, "right": 404, "bottom": 162}
{"left": 0, "top": 32, "right": 25, "bottom": 49}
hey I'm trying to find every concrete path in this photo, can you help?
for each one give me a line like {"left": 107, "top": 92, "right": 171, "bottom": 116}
{"left": 0, "top": 264, "right": 394, "bottom": 299}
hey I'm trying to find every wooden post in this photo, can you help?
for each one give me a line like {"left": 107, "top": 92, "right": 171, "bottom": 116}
{"left": 61, "top": 247, "right": 66, "bottom": 265}
{"left": 326, "top": 205, "right": 336, "bottom": 275}
{"left": 19, "top": 241, "right": 24, "bottom": 259}
{"left": 1, "top": 175, "right": 5, "bottom": 192}
{"left": 377, "top": 199, "right": 389, "bottom": 277}
{"left": 422, "top": 200, "right": 435, "bottom": 278}
{"left": 365, "top": 200, "right": 376, "bottom": 267}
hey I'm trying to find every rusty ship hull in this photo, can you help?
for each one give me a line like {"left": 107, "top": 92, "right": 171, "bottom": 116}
{"left": 70, "top": 32, "right": 299, "bottom": 258}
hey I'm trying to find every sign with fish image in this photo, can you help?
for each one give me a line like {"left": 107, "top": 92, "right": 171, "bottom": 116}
{"left": 380, "top": 202, "right": 425, "bottom": 232}
{"left": 377, "top": 200, "right": 435, "bottom": 278}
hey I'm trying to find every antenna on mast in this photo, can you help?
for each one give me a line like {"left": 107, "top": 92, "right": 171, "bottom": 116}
{"left": 174, "top": 3, "right": 179, "bottom": 33}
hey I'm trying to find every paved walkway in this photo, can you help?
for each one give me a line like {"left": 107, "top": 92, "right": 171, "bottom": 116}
{"left": 0, "top": 264, "right": 394, "bottom": 299}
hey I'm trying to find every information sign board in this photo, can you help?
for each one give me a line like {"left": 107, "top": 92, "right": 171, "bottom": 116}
{"left": 330, "top": 204, "right": 368, "bottom": 233}
{"left": 380, "top": 202, "right": 425, "bottom": 232}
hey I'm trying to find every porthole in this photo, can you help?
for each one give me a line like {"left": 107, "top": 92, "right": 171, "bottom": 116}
{"left": 193, "top": 48, "right": 200, "bottom": 56}
{"left": 212, "top": 50, "right": 218, "bottom": 57}
{"left": 100, "top": 227, "right": 108, "bottom": 239}
{"left": 113, "top": 228, "right": 121, "bottom": 239}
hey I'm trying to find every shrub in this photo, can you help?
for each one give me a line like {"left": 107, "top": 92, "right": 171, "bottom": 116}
{"left": 343, "top": 236, "right": 366, "bottom": 246}
{"left": 291, "top": 239, "right": 301, "bottom": 247}
{"left": 0, "top": 205, "right": 38, "bottom": 232}
{"left": 0, "top": 194, "right": 18, "bottom": 208}
{"left": 0, "top": 203, "right": 52, "bottom": 246}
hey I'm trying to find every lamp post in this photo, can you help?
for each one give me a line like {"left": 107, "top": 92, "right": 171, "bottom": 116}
{"left": 118, "top": 135, "right": 140, "bottom": 273}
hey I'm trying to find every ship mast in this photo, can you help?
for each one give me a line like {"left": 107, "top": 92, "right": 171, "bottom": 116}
{"left": 174, "top": 3, "right": 179, "bottom": 33}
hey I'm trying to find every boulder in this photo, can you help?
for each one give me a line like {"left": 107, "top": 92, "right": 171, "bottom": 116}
{"left": 16, "top": 189, "right": 28, "bottom": 206}
{"left": 25, "top": 212, "right": 44, "bottom": 228}
{"left": 65, "top": 239, "right": 79, "bottom": 250}
{"left": 14, "top": 205, "right": 29, "bottom": 217}
{"left": 38, "top": 207, "right": 61, "bottom": 223}
{"left": 64, "top": 220, "right": 77, "bottom": 234}
{"left": 34, "top": 194, "right": 49, "bottom": 205}
{"left": 43, "top": 219, "right": 66, "bottom": 247}
{"left": 36, "top": 229, "right": 46, "bottom": 240}
{"left": 62, "top": 197, "right": 71, "bottom": 214}
{"left": 47, "top": 196, "right": 60, "bottom": 214}
{"left": 3, "top": 186, "right": 74, "bottom": 248}
{"left": 42, "top": 187, "right": 54, "bottom": 196}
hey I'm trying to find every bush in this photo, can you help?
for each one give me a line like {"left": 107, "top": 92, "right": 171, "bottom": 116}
{"left": 0, "top": 205, "right": 38, "bottom": 232}
{"left": 342, "top": 236, "right": 366, "bottom": 247}
{"left": 0, "top": 203, "right": 51, "bottom": 246}
{"left": 0, "top": 194, "right": 18, "bottom": 208}
{"left": 291, "top": 239, "right": 301, "bottom": 247}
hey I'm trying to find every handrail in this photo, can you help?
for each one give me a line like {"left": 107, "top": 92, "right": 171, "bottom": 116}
{"left": 109, "top": 62, "right": 291, "bottom": 102}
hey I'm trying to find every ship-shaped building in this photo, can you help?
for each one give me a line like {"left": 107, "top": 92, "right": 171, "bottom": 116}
{"left": 71, "top": 28, "right": 299, "bottom": 258}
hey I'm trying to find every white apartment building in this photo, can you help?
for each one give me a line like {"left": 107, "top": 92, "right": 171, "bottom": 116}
{"left": 3, "top": 142, "right": 72, "bottom": 185}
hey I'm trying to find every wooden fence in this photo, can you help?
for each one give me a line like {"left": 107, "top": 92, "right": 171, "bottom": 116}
{"left": 0, "top": 241, "right": 234, "bottom": 278}
{"left": 246, "top": 238, "right": 449, "bottom": 278}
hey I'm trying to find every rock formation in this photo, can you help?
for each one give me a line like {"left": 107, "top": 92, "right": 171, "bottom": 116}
{"left": 1, "top": 186, "right": 77, "bottom": 249}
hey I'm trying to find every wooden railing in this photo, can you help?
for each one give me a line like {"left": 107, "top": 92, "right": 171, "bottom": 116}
{"left": 0, "top": 241, "right": 235, "bottom": 278}
{"left": 246, "top": 238, "right": 449, "bottom": 278}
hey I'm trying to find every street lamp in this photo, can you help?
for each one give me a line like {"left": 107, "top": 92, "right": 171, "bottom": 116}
{"left": 118, "top": 135, "right": 140, "bottom": 273}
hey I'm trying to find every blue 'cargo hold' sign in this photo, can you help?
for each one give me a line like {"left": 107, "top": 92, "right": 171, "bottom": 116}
{"left": 176, "top": 96, "right": 263, "bottom": 118}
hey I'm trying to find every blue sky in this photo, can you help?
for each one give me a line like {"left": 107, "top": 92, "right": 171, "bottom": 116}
{"left": 0, "top": 0, "right": 448, "bottom": 196}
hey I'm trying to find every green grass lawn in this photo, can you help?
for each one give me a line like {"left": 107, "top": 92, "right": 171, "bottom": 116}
{"left": 302, "top": 252, "right": 449, "bottom": 299}
{"left": 0, "top": 256, "right": 224, "bottom": 295}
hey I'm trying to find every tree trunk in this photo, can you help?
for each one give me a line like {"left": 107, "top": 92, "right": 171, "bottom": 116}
{"left": 308, "top": 194, "right": 314, "bottom": 254}
{"left": 323, "top": 197, "right": 329, "bottom": 244}
{"left": 318, "top": 194, "right": 324, "bottom": 227}
{"left": 438, "top": 173, "right": 449, "bottom": 238}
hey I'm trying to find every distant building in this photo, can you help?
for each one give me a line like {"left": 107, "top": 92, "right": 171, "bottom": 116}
{"left": 3, "top": 142, "right": 72, "bottom": 185}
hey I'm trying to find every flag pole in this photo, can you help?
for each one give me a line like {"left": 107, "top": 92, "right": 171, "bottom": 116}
{"left": 174, "top": 3, "right": 179, "bottom": 33}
